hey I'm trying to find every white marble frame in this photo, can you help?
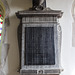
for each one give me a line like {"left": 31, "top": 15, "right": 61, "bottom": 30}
{"left": 21, "top": 22, "right": 61, "bottom": 72}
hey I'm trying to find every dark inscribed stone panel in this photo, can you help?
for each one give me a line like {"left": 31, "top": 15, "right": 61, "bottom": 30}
{"left": 25, "top": 27, "right": 55, "bottom": 65}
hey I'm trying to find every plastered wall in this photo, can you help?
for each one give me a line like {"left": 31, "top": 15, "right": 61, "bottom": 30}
{"left": 47, "top": 0, "right": 75, "bottom": 75}
{"left": 5, "top": 0, "right": 75, "bottom": 75}
{"left": 7, "top": 0, "right": 32, "bottom": 75}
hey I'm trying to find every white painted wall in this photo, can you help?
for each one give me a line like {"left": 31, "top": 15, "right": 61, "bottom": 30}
{"left": 47, "top": 0, "right": 75, "bottom": 75}
{"left": 6, "top": 0, "right": 75, "bottom": 75}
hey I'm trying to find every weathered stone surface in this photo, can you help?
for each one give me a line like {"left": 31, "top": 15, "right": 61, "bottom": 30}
{"left": 16, "top": 9, "right": 63, "bottom": 75}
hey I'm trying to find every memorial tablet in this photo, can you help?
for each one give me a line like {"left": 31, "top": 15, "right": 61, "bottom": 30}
{"left": 25, "top": 27, "right": 55, "bottom": 65}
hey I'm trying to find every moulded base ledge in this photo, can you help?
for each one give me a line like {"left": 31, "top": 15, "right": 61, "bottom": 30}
{"left": 20, "top": 69, "right": 63, "bottom": 75}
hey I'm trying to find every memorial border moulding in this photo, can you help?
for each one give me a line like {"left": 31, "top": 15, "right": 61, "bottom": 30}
{"left": 16, "top": 0, "right": 63, "bottom": 74}
{"left": 16, "top": 9, "right": 63, "bottom": 75}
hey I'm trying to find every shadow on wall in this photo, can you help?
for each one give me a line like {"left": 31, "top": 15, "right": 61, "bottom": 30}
{"left": 7, "top": 0, "right": 32, "bottom": 75}
{"left": 8, "top": 14, "right": 20, "bottom": 75}
{"left": 11, "top": 0, "right": 32, "bottom": 10}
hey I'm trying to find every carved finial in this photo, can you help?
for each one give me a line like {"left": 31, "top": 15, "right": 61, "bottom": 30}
{"left": 30, "top": 0, "right": 46, "bottom": 11}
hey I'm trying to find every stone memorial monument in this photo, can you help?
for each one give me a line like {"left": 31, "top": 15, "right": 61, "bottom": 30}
{"left": 16, "top": 0, "right": 63, "bottom": 75}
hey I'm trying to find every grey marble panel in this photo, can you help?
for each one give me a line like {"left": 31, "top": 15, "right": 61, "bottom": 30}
{"left": 25, "top": 27, "right": 55, "bottom": 65}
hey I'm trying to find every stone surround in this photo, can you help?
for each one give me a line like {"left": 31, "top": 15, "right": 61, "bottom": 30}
{"left": 16, "top": 9, "right": 63, "bottom": 75}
